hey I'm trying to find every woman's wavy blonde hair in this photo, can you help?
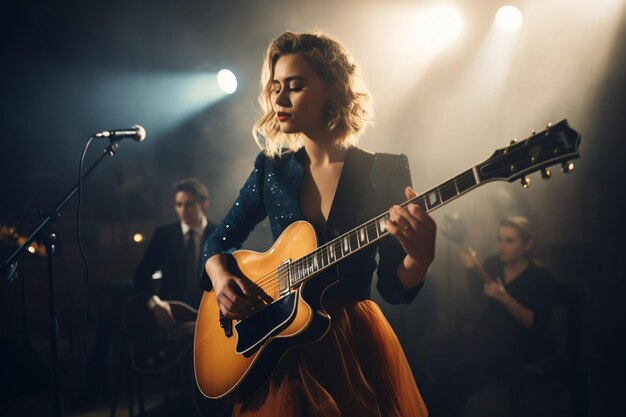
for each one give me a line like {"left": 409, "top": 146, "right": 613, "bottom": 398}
{"left": 500, "top": 215, "right": 536, "bottom": 262}
{"left": 252, "top": 31, "right": 372, "bottom": 158}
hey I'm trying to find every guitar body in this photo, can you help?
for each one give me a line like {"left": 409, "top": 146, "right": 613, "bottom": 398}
{"left": 194, "top": 221, "right": 336, "bottom": 403}
{"left": 123, "top": 296, "right": 197, "bottom": 374}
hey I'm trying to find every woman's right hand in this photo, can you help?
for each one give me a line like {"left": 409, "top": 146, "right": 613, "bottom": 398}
{"left": 206, "top": 255, "right": 253, "bottom": 320}
{"left": 460, "top": 247, "right": 481, "bottom": 269}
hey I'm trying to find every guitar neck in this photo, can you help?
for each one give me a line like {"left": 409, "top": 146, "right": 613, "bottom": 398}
{"left": 162, "top": 321, "right": 196, "bottom": 340}
{"left": 180, "top": 321, "right": 196, "bottom": 334}
{"left": 287, "top": 167, "right": 481, "bottom": 288}
{"left": 284, "top": 119, "right": 581, "bottom": 291}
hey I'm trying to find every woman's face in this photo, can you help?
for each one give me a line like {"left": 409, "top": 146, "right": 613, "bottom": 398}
{"left": 497, "top": 226, "right": 532, "bottom": 264}
{"left": 271, "top": 53, "right": 329, "bottom": 138}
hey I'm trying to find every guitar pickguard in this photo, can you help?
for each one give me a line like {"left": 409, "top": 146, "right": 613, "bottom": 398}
{"left": 234, "top": 291, "right": 298, "bottom": 356}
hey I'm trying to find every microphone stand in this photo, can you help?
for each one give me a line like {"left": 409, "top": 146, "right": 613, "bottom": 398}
{"left": 1, "top": 137, "right": 124, "bottom": 417}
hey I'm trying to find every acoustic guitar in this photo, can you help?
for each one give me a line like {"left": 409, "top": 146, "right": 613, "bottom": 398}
{"left": 123, "top": 296, "right": 197, "bottom": 374}
{"left": 194, "top": 119, "right": 581, "bottom": 402}
{"left": 123, "top": 297, "right": 233, "bottom": 416}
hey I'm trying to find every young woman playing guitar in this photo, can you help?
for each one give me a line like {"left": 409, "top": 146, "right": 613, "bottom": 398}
{"left": 198, "top": 31, "right": 435, "bottom": 417}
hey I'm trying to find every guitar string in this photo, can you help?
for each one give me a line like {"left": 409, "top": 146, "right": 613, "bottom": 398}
{"left": 244, "top": 220, "right": 383, "bottom": 298}
{"left": 244, "top": 196, "right": 422, "bottom": 298}
{"left": 240, "top": 149, "right": 560, "bottom": 298}
{"left": 243, "top": 210, "right": 390, "bottom": 296}
{"left": 244, "top": 167, "right": 484, "bottom": 298}
{"left": 247, "top": 206, "right": 424, "bottom": 297}
{"left": 242, "top": 217, "right": 383, "bottom": 298}
{"left": 244, "top": 176, "right": 467, "bottom": 298}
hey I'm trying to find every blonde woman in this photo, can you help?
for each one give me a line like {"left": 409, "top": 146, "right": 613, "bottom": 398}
{"left": 202, "top": 31, "right": 435, "bottom": 417}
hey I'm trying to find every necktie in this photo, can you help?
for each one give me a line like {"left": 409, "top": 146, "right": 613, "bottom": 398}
{"left": 186, "top": 229, "right": 197, "bottom": 282}
{"left": 184, "top": 229, "right": 204, "bottom": 307}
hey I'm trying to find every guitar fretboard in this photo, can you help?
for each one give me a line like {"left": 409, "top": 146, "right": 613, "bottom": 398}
{"left": 285, "top": 168, "right": 479, "bottom": 289}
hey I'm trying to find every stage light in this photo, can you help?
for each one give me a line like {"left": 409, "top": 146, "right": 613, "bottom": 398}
{"left": 412, "top": 5, "right": 462, "bottom": 50}
{"left": 495, "top": 5, "right": 523, "bottom": 32}
{"left": 133, "top": 233, "right": 144, "bottom": 243}
{"left": 217, "top": 69, "right": 237, "bottom": 94}
{"left": 84, "top": 71, "right": 232, "bottom": 136}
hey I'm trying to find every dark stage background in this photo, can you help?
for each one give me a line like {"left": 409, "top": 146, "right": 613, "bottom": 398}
{"left": 1, "top": 1, "right": 625, "bottom": 416}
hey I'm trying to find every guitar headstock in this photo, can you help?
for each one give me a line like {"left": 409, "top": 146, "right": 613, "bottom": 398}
{"left": 477, "top": 119, "right": 581, "bottom": 187}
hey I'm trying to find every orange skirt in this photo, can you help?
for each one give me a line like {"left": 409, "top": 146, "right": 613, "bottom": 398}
{"left": 232, "top": 299, "right": 428, "bottom": 417}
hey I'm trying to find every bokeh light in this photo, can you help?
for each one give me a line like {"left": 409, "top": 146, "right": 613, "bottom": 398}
{"left": 217, "top": 69, "right": 238, "bottom": 94}
{"left": 495, "top": 5, "right": 524, "bottom": 32}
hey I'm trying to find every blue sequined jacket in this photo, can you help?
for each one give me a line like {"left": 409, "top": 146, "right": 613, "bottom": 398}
{"left": 201, "top": 146, "right": 423, "bottom": 304}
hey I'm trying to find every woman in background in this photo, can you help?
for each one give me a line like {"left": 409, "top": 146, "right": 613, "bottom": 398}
{"left": 424, "top": 215, "right": 558, "bottom": 416}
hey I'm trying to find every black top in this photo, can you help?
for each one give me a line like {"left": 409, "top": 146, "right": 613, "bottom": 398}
{"left": 467, "top": 255, "right": 558, "bottom": 359}
{"left": 201, "top": 147, "right": 424, "bottom": 305}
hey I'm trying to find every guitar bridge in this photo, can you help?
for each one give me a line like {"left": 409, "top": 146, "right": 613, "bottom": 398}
{"left": 278, "top": 259, "right": 291, "bottom": 297}
{"left": 219, "top": 311, "right": 233, "bottom": 338}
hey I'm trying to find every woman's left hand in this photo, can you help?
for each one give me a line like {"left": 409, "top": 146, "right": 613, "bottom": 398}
{"left": 386, "top": 186, "right": 437, "bottom": 273}
{"left": 484, "top": 278, "right": 510, "bottom": 303}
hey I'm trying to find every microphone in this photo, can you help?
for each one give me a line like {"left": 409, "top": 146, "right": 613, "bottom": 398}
{"left": 94, "top": 125, "right": 146, "bottom": 142}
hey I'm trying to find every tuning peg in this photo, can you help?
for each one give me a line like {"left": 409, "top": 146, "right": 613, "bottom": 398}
{"left": 520, "top": 176, "right": 531, "bottom": 189}
{"left": 531, "top": 130, "right": 536, "bottom": 135}
{"left": 561, "top": 161, "right": 574, "bottom": 173}
{"left": 504, "top": 139, "right": 516, "bottom": 154}
{"left": 541, "top": 168, "right": 552, "bottom": 179}
{"left": 546, "top": 122, "right": 553, "bottom": 133}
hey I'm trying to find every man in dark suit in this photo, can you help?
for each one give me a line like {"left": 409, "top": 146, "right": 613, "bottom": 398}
{"left": 132, "top": 178, "right": 232, "bottom": 416}
{"left": 134, "top": 177, "right": 216, "bottom": 325}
